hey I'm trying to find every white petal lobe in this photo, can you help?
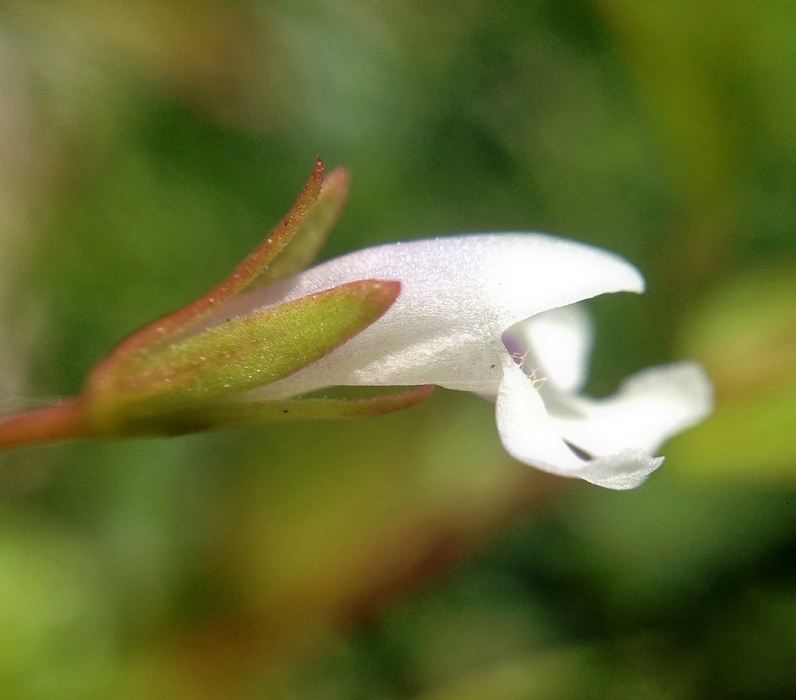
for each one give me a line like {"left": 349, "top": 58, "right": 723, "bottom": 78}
{"left": 548, "top": 361, "right": 714, "bottom": 456}
{"left": 496, "top": 356, "right": 665, "bottom": 490}
{"left": 506, "top": 303, "right": 595, "bottom": 394}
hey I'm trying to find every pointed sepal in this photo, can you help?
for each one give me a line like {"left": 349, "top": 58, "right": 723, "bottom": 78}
{"left": 102, "top": 159, "right": 346, "bottom": 360}
{"left": 85, "top": 280, "right": 401, "bottom": 436}
{"left": 120, "top": 385, "right": 435, "bottom": 437}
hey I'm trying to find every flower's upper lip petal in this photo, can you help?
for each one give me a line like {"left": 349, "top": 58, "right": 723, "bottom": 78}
{"left": 496, "top": 355, "right": 664, "bottom": 489}
{"left": 505, "top": 303, "right": 595, "bottom": 394}
{"left": 251, "top": 233, "right": 644, "bottom": 328}
{"left": 546, "top": 361, "right": 714, "bottom": 456}
{"left": 220, "top": 234, "right": 644, "bottom": 397}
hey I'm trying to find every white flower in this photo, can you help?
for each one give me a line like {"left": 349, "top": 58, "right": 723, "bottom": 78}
{"left": 202, "top": 234, "right": 712, "bottom": 489}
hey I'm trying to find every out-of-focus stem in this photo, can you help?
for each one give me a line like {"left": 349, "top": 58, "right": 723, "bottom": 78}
{"left": 0, "top": 397, "right": 92, "bottom": 451}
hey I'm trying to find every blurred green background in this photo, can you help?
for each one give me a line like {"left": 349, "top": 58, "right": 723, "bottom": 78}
{"left": 1, "top": 1, "right": 795, "bottom": 698}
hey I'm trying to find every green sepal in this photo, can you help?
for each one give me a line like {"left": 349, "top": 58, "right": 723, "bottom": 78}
{"left": 245, "top": 167, "right": 349, "bottom": 289}
{"left": 101, "top": 160, "right": 344, "bottom": 359}
{"left": 116, "top": 386, "right": 435, "bottom": 437}
{"left": 0, "top": 161, "right": 425, "bottom": 452}
{"left": 85, "top": 280, "right": 400, "bottom": 436}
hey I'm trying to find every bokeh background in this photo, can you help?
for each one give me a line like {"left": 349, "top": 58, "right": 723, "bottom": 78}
{"left": 1, "top": 1, "right": 795, "bottom": 698}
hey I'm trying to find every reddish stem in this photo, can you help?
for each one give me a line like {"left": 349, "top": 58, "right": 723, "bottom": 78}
{"left": 0, "top": 397, "right": 92, "bottom": 451}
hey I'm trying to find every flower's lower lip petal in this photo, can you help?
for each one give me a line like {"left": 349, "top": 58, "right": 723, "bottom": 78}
{"left": 548, "top": 361, "right": 714, "bottom": 456}
{"left": 569, "top": 450, "right": 664, "bottom": 490}
{"left": 496, "top": 354, "right": 594, "bottom": 472}
{"left": 495, "top": 356, "right": 664, "bottom": 489}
